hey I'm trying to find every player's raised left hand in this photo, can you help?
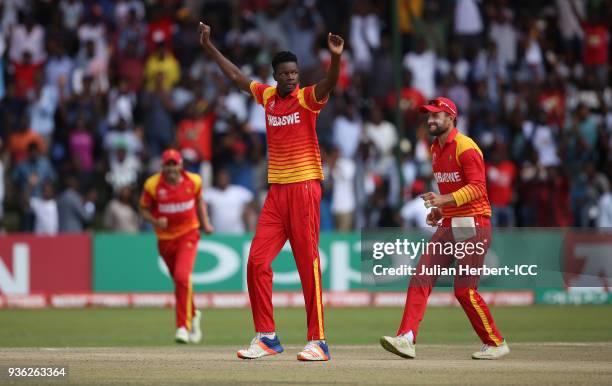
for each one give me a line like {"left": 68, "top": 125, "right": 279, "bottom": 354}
{"left": 327, "top": 33, "right": 344, "bottom": 56}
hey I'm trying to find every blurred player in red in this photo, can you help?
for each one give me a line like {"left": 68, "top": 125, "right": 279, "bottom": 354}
{"left": 380, "top": 97, "right": 510, "bottom": 360}
{"left": 140, "top": 149, "right": 213, "bottom": 343}
{"left": 199, "top": 21, "right": 344, "bottom": 361}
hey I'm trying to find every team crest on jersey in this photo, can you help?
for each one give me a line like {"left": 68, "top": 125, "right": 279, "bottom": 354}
{"left": 268, "top": 100, "right": 276, "bottom": 111}
{"left": 431, "top": 152, "right": 437, "bottom": 165}
{"left": 158, "top": 189, "right": 167, "bottom": 198}
{"left": 449, "top": 154, "right": 453, "bottom": 162}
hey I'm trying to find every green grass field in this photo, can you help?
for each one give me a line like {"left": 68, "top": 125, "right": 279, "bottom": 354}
{"left": 1, "top": 305, "right": 612, "bottom": 347}
{"left": 2, "top": 306, "right": 612, "bottom": 385}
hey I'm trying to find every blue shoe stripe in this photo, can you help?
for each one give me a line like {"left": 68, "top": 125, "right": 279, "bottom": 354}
{"left": 260, "top": 336, "right": 284, "bottom": 353}
{"left": 317, "top": 341, "right": 331, "bottom": 358}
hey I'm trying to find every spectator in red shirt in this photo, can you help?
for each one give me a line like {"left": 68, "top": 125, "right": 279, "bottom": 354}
{"left": 113, "top": 38, "right": 145, "bottom": 92}
{"left": 177, "top": 101, "right": 214, "bottom": 162}
{"left": 13, "top": 51, "right": 43, "bottom": 100}
{"left": 486, "top": 144, "right": 516, "bottom": 227}
{"left": 387, "top": 70, "right": 426, "bottom": 135}
{"left": 147, "top": 6, "right": 174, "bottom": 54}
{"left": 538, "top": 74, "right": 566, "bottom": 127}
{"left": 570, "top": 3, "right": 610, "bottom": 83}
{"left": 176, "top": 100, "right": 215, "bottom": 188}
{"left": 539, "top": 167, "right": 573, "bottom": 226}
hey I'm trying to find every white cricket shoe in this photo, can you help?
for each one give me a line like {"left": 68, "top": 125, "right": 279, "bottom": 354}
{"left": 379, "top": 335, "right": 416, "bottom": 359}
{"left": 297, "top": 340, "right": 330, "bottom": 361}
{"left": 236, "top": 335, "right": 284, "bottom": 359}
{"left": 471, "top": 341, "right": 510, "bottom": 360}
{"left": 189, "top": 310, "right": 202, "bottom": 343}
{"left": 175, "top": 327, "right": 189, "bottom": 344}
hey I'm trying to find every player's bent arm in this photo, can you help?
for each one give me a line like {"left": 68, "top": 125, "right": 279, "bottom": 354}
{"left": 314, "top": 53, "right": 340, "bottom": 101}
{"left": 199, "top": 22, "right": 251, "bottom": 93}
{"left": 451, "top": 184, "right": 484, "bottom": 207}
{"left": 436, "top": 193, "right": 457, "bottom": 207}
{"left": 422, "top": 191, "right": 456, "bottom": 208}
{"left": 139, "top": 205, "right": 163, "bottom": 228}
{"left": 452, "top": 149, "right": 487, "bottom": 207}
{"left": 314, "top": 33, "right": 344, "bottom": 101}
{"left": 197, "top": 198, "right": 214, "bottom": 234}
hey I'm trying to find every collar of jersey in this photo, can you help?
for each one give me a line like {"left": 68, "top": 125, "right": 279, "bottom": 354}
{"left": 276, "top": 84, "right": 300, "bottom": 99}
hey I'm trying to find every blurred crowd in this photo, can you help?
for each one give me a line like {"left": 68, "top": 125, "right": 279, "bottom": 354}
{"left": 0, "top": 0, "right": 611, "bottom": 235}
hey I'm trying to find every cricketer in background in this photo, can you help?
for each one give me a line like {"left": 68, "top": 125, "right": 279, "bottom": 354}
{"left": 140, "top": 149, "right": 214, "bottom": 344}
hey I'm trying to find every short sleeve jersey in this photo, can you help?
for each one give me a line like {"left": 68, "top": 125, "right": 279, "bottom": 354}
{"left": 140, "top": 171, "right": 202, "bottom": 240}
{"left": 250, "top": 81, "right": 328, "bottom": 184}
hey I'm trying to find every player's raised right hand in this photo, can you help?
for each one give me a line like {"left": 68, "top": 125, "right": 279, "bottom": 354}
{"left": 198, "top": 22, "right": 211, "bottom": 47}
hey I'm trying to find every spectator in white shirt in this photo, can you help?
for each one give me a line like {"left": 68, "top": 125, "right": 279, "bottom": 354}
{"left": 364, "top": 105, "right": 398, "bottom": 174}
{"left": 488, "top": 7, "right": 517, "bottom": 67}
{"left": 59, "top": 0, "right": 83, "bottom": 31}
{"left": 332, "top": 101, "right": 362, "bottom": 158}
{"left": 204, "top": 169, "right": 255, "bottom": 234}
{"left": 77, "top": 9, "right": 108, "bottom": 63}
{"left": 9, "top": 14, "right": 46, "bottom": 65}
{"left": 597, "top": 189, "right": 612, "bottom": 228}
{"left": 349, "top": 0, "right": 381, "bottom": 73}
{"left": 329, "top": 147, "right": 356, "bottom": 231}
{"left": 106, "top": 145, "right": 141, "bottom": 193}
{"left": 556, "top": 0, "right": 585, "bottom": 52}
{"left": 104, "top": 119, "right": 143, "bottom": 160}
{"left": 454, "top": 0, "right": 484, "bottom": 54}
{"left": 403, "top": 37, "right": 436, "bottom": 98}
{"left": 400, "top": 179, "right": 430, "bottom": 230}
{"left": 107, "top": 78, "right": 137, "bottom": 127}
{"left": 103, "top": 186, "right": 140, "bottom": 233}
{"left": 29, "top": 81, "right": 59, "bottom": 143}
{"left": 114, "top": 0, "right": 146, "bottom": 24}
{"left": 523, "top": 111, "right": 561, "bottom": 167}
{"left": 28, "top": 179, "right": 58, "bottom": 235}
{"left": 437, "top": 43, "right": 471, "bottom": 83}
{"left": 1, "top": 0, "right": 24, "bottom": 32}
{"left": 365, "top": 105, "right": 398, "bottom": 156}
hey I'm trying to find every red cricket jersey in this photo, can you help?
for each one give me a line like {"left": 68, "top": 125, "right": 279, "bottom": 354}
{"left": 431, "top": 128, "right": 492, "bottom": 218}
{"left": 140, "top": 171, "right": 202, "bottom": 240}
{"left": 250, "top": 81, "right": 327, "bottom": 184}
{"left": 486, "top": 160, "right": 516, "bottom": 207}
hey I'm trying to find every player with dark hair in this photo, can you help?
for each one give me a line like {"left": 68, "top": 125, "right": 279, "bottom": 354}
{"left": 380, "top": 97, "right": 510, "bottom": 360}
{"left": 198, "top": 22, "right": 344, "bottom": 361}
